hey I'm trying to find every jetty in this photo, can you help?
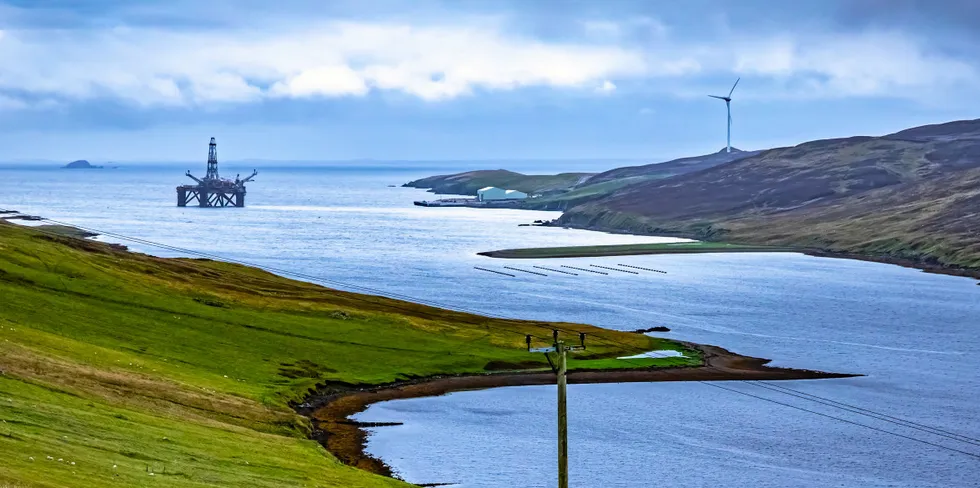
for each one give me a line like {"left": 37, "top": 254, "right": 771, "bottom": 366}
{"left": 413, "top": 197, "right": 524, "bottom": 208}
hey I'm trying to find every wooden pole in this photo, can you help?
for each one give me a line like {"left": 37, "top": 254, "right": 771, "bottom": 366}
{"left": 557, "top": 340, "right": 568, "bottom": 488}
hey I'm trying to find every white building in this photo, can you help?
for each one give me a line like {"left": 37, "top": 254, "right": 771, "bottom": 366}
{"left": 478, "top": 186, "right": 528, "bottom": 201}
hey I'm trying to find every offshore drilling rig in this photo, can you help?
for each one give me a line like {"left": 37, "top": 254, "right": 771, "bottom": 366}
{"left": 177, "top": 138, "right": 257, "bottom": 207}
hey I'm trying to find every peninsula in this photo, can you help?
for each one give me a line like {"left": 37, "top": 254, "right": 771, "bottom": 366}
{"left": 478, "top": 242, "right": 797, "bottom": 259}
{"left": 0, "top": 220, "right": 851, "bottom": 487}
{"left": 409, "top": 118, "right": 980, "bottom": 278}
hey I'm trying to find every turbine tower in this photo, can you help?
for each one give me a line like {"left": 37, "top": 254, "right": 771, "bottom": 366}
{"left": 709, "top": 78, "right": 740, "bottom": 153}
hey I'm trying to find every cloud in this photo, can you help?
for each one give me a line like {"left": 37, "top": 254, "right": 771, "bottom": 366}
{"left": 729, "top": 31, "right": 978, "bottom": 99}
{"left": 595, "top": 80, "right": 616, "bottom": 94}
{"left": 582, "top": 20, "right": 621, "bottom": 39}
{"left": 0, "top": 94, "right": 27, "bottom": 110}
{"left": 0, "top": 20, "right": 649, "bottom": 105}
{"left": 270, "top": 66, "right": 369, "bottom": 98}
{"left": 0, "top": 13, "right": 976, "bottom": 110}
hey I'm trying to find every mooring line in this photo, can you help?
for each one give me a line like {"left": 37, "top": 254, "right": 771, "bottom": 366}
{"left": 533, "top": 265, "right": 578, "bottom": 276}
{"left": 503, "top": 266, "right": 548, "bottom": 277}
{"left": 560, "top": 265, "right": 607, "bottom": 275}
{"left": 590, "top": 264, "right": 638, "bottom": 274}
{"left": 474, "top": 267, "right": 515, "bottom": 277}
{"left": 617, "top": 264, "right": 667, "bottom": 274}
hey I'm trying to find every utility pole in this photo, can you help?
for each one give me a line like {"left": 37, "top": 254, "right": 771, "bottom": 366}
{"left": 556, "top": 340, "right": 568, "bottom": 488}
{"left": 528, "top": 330, "right": 586, "bottom": 488}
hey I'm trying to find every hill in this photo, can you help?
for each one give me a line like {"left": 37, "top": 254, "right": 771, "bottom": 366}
{"left": 403, "top": 169, "right": 591, "bottom": 195}
{"left": 404, "top": 150, "right": 753, "bottom": 208}
{"left": 584, "top": 148, "right": 761, "bottom": 185}
{"left": 560, "top": 119, "right": 980, "bottom": 274}
{"left": 0, "top": 221, "right": 681, "bottom": 488}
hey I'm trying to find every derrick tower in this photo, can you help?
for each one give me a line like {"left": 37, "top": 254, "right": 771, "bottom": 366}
{"left": 206, "top": 137, "right": 219, "bottom": 180}
{"left": 176, "top": 137, "right": 257, "bottom": 207}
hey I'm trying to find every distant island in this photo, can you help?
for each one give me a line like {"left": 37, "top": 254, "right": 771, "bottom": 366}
{"left": 63, "top": 160, "right": 102, "bottom": 169}
{"left": 408, "top": 119, "right": 980, "bottom": 279}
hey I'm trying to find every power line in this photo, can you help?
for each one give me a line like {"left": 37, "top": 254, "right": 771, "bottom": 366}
{"left": 576, "top": 343, "right": 980, "bottom": 458}
{"left": 703, "top": 381, "right": 980, "bottom": 460}
{"left": 751, "top": 381, "right": 980, "bottom": 446}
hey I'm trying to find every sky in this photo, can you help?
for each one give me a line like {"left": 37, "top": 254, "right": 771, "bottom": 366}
{"left": 1, "top": 0, "right": 979, "bottom": 162}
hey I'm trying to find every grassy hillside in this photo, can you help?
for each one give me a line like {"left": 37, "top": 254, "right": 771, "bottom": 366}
{"left": 561, "top": 119, "right": 980, "bottom": 273}
{"left": 583, "top": 148, "right": 761, "bottom": 185}
{"left": 0, "top": 222, "right": 687, "bottom": 487}
{"left": 404, "top": 151, "right": 758, "bottom": 210}
{"left": 403, "top": 169, "right": 591, "bottom": 196}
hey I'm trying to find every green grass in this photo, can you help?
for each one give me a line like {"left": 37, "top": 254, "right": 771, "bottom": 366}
{"left": 0, "top": 377, "right": 392, "bottom": 488}
{"left": 524, "top": 177, "right": 650, "bottom": 209}
{"left": 405, "top": 170, "right": 590, "bottom": 196}
{"left": 0, "top": 222, "right": 696, "bottom": 487}
{"left": 478, "top": 241, "right": 796, "bottom": 259}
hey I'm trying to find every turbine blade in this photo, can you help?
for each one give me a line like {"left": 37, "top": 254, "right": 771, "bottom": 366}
{"left": 728, "top": 77, "right": 740, "bottom": 98}
{"left": 708, "top": 95, "right": 726, "bottom": 100}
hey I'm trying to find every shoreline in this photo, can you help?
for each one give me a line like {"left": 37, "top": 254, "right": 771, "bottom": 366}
{"left": 298, "top": 343, "right": 858, "bottom": 484}
{"left": 520, "top": 220, "right": 980, "bottom": 281}
{"left": 403, "top": 191, "right": 980, "bottom": 281}
{"left": 478, "top": 244, "right": 798, "bottom": 259}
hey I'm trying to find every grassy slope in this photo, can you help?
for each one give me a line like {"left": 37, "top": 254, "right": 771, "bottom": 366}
{"left": 583, "top": 149, "right": 761, "bottom": 185}
{"left": 404, "top": 149, "right": 759, "bottom": 210}
{"left": 561, "top": 120, "right": 980, "bottom": 271}
{"left": 522, "top": 178, "right": 646, "bottom": 210}
{"left": 0, "top": 222, "right": 694, "bottom": 487}
{"left": 724, "top": 167, "right": 980, "bottom": 268}
{"left": 403, "top": 170, "right": 590, "bottom": 196}
{"left": 404, "top": 152, "right": 755, "bottom": 210}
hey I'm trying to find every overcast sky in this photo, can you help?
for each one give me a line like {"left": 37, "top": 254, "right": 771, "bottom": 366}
{"left": 1, "top": 0, "right": 979, "bottom": 162}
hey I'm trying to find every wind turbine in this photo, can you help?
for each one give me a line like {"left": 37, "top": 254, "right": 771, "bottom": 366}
{"left": 709, "top": 77, "right": 740, "bottom": 153}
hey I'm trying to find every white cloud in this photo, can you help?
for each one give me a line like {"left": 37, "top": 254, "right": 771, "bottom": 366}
{"left": 0, "top": 21, "right": 649, "bottom": 106}
{"left": 270, "top": 66, "right": 369, "bottom": 98}
{"left": 729, "top": 31, "right": 978, "bottom": 99}
{"left": 0, "top": 18, "right": 975, "bottom": 108}
{"left": 596, "top": 80, "right": 616, "bottom": 94}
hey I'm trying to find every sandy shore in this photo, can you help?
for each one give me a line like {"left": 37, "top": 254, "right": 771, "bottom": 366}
{"left": 297, "top": 343, "right": 858, "bottom": 483}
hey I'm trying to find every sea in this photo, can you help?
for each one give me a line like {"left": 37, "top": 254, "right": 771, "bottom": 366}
{"left": 1, "top": 161, "right": 978, "bottom": 488}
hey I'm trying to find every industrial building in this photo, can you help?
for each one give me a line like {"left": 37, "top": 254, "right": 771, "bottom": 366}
{"left": 477, "top": 186, "right": 528, "bottom": 201}
{"left": 176, "top": 138, "right": 257, "bottom": 207}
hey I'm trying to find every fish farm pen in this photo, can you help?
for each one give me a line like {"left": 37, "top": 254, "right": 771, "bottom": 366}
{"left": 177, "top": 137, "right": 257, "bottom": 207}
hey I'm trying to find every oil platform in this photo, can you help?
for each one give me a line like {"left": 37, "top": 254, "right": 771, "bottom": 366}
{"left": 177, "top": 138, "right": 257, "bottom": 207}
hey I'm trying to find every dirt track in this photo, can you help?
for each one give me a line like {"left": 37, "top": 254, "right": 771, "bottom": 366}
{"left": 299, "top": 343, "right": 858, "bottom": 482}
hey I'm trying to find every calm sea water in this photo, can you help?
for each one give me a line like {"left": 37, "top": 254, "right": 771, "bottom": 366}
{"left": 2, "top": 163, "right": 978, "bottom": 487}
